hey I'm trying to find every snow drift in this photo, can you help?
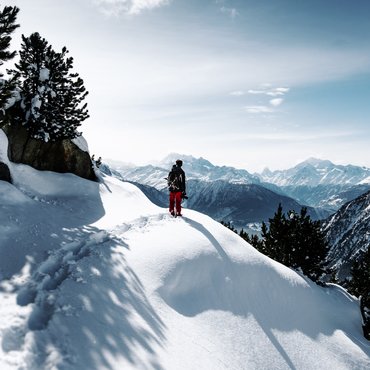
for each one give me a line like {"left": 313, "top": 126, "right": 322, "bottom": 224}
{"left": 0, "top": 138, "right": 370, "bottom": 369}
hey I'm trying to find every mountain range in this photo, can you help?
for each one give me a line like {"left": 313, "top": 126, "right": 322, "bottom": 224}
{"left": 183, "top": 179, "right": 326, "bottom": 227}
{"left": 107, "top": 154, "right": 370, "bottom": 228}
{"left": 258, "top": 157, "right": 370, "bottom": 187}
{"left": 113, "top": 153, "right": 261, "bottom": 191}
{"left": 257, "top": 157, "right": 370, "bottom": 212}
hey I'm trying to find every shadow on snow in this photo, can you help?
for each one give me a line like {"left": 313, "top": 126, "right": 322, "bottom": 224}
{"left": 157, "top": 217, "right": 370, "bottom": 370}
{"left": 13, "top": 227, "right": 166, "bottom": 369}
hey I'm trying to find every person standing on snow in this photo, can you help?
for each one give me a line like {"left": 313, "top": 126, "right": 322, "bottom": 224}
{"left": 167, "top": 159, "right": 186, "bottom": 217}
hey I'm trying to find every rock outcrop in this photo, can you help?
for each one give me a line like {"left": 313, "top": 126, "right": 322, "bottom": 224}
{"left": 2, "top": 124, "right": 96, "bottom": 181}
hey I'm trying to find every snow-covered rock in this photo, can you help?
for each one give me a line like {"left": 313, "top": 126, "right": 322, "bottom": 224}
{"left": 1, "top": 126, "right": 96, "bottom": 181}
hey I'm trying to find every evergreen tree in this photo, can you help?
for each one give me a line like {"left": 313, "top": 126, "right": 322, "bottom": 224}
{"left": 10, "top": 32, "right": 89, "bottom": 141}
{"left": 220, "top": 220, "right": 238, "bottom": 233}
{"left": 349, "top": 248, "right": 370, "bottom": 339}
{"left": 220, "top": 221, "right": 264, "bottom": 253}
{"left": 0, "top": 5, "right": 19, "bottom": 111}
{"left": 261, "top": 204, "right": 290, "bottom": 264}
{"left": 249, "top": 233, "right": 265, "bottom": 254}
{"left": 288, "top": 208, "right": 329, "bottom": 281}
{"left": 261, "top": 204, "right": 329, "bottom": 282}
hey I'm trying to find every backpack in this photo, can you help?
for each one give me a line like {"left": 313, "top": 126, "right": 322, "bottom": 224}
{"left": 168, "top": 165, "right": 183, "bottom": 192}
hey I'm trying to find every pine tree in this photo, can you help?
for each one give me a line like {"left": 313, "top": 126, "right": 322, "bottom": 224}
{"left": 260, "top": 204, "right": 329, "bottom": 282}
{"left": 237, "top": 227, "right": 265, "bottom": 253}
{"left": 288, "top": 208, "right": 329, "bottom": 281}
{"left": 10, "top": 32, "right": 89, "bottom": 141}
{"left": 220, "top": 220, "right": 238, "bottom": 233}
{"left": 249, "top": 233, "right": 265, "bottom": 254}
{"left": 220, "top": 221, "right": 266, "bottom": 254}
{"left": 261, "top": 203, "right": 290, "bottom": 264}
{"left": 349, "top": 250, "right": 370, "bottom": 297}
{"left": 239, "top": 228, "right": 249, "bottom": 241}
{"left": 0, "top": 5, "right": 19, "bottom": 111}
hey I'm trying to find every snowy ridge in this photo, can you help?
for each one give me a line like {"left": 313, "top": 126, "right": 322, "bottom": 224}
{"left": 1, "top": 157, "right": 370, "bottom": 368}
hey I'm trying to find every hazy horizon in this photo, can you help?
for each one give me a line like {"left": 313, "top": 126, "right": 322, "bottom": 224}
{"left": 105, "top": 152, "right": 370, "bottom": 174}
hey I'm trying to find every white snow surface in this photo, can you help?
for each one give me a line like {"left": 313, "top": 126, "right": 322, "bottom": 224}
{"left": 359, "top": 176, "right": 370, "bottom": 185}
{"left": 72, "top": 135, "right": 89, "bottom": 153}
{"left": 1, "top": 149, "right": 370, "bottom": 369}
{"left": 39, "top": 68, "right": 50, "bottom": 82}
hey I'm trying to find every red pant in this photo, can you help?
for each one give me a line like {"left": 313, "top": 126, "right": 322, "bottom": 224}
{"left": 169, "top": 191, "right": 182, "bottom": 215}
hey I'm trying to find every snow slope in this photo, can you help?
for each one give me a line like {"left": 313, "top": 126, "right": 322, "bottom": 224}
{"left": 1, "top": 138, "right": 370, "bottom": 368}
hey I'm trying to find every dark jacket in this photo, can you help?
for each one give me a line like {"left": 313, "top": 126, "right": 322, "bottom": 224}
{"left": 168, "top": 165, "right": 186, "bottom": 193}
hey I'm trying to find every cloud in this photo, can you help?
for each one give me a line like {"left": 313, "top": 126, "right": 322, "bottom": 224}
{"left": 94, "top": 0, "right": 170, "bottom": 16}
{"left": 275, "top": 87, "right": 290, "bottom": 94}
{"left": 220, "top": 6, "right": 239, "bottom": 19}
{"left": 244, "top": 105, "right": 273, "bottom": 114}
{"left": 243, "top": 86, "right": 288, "bottom": 113}
{"left": 270, "top": 98, "right": 284, "bottom": 107}
{"left": 230, "top": 90, "right": 245, "bottom": 96}
{"left": 247, "top": 89, "right": 266, "bottom": 95}
{"left": 87, "top": 34, "right": 370, "bottom": 110}
{"left": 210, "top": 129, "right": 358, "bottom": 143}
{"left": 248, "top": 86, "right": 290, "bottom": 97}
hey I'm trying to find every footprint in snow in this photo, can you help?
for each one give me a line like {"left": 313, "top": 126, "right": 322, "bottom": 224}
{"left": 16, "top": 231, "right": 110, "bottom": 331}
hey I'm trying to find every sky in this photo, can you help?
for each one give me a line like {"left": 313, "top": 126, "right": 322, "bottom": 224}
{"left": 3, "top": 0, "right": 370, "bottom": 172}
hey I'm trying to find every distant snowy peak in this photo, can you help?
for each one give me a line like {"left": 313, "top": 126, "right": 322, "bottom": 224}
{"left": 258, "top": 158, "right": 370, "bottom": 186}
{"left": 298, "top": 157, "right": 334, "bottom": 168}
{"left": 158, "top": 153, "right": 214, "bottom": 169}
{"left": 158, "top": 153, "right": 216, "bottom": 179}
{"left": 261, "top": 167, "right": 273, "bottom": 177}
{"left": 114, "top": 153, "right": 260, "bottom": 189}
{"left": 119, "top": 165, "right": 169, "bottom": 189}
